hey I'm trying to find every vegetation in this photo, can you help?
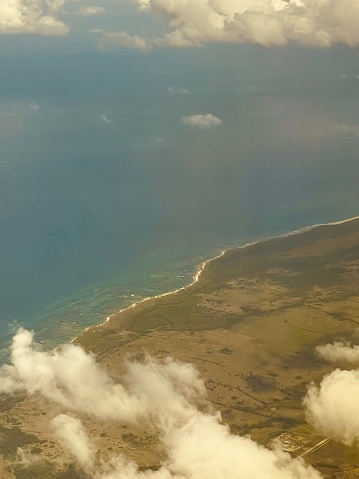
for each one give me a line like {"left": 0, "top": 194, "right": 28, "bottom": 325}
{"left": 2, "top": 218, "right": 359, "bottom": 477}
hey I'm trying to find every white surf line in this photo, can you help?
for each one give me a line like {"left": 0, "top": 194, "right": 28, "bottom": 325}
{"left": 324, "top": 215, "right": 359, "bottom": 226}
{"left": 71, "top": 213, "right": 359, "bottom": 343}
{"left": 278, "top": 214, "right": 359, "bottom": 242}
{"left": 297, "top": 436, "right": 333, "bottom": 458}
{"left": 286, "top": 215, "right": 359, "bottom": 236}
{"left": 71, "top": 249, "right": 228, "bottom": 342}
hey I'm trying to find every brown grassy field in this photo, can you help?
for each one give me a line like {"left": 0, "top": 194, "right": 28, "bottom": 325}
{"left": 1, "top": 218, "right": 359, "bottom": 478}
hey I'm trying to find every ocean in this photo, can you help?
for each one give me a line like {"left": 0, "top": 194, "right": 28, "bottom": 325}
{"left": 1, "top": 44, "right": 359, "bottom": 350}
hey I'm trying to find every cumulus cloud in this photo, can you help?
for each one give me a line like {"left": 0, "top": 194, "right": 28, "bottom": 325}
{"left": 90, "top": 414, "right": 322, "bottom": 479}
{"left": 77, "top": 5, "right": 106, "bottom": 16}
{"left": 316, "top": 341, "right": 359, "bottom": 366}
{"left": 51, "top": 414, "right": 96, "bottom": 469}
{"left": 168, "top": 86, "right": 189, "bottom": 94}
{"left": 0, "top": 328, "right": 145, "bottom": 420}
{"left": 305, "top": 339, "right": 359, "bottom": 446}
{"left": 103, "top": 30, "right": 149, "bottom": 50}
{"left": 181, "top": 113, "right": 222, "bottom": 129}
{"left": 305, "top": 368, "right": 359, "bottom": 446}
{"left": 0, "top": 328, "right": 321, "bottom": 479}
{"left": 0, "top": 0, "right": 69, "bottom": 35}
{"left": 135, "top": 0, "right": 359, "bottom": 48}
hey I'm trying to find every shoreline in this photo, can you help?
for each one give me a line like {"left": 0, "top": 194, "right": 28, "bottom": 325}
{"left": 72, "top": 213, "right": 359, "bottom": 345}
{"left": 72, "top": 248, "right": 228, "bottom": 343}
{"left": 4, "top": 215, "right": 359, "bottom": 478}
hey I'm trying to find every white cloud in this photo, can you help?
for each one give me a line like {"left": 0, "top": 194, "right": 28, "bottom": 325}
{"left": 103, "top": 30, "right": 148, "bottom": 50}
{"left": 181, "top": 113, "right": 222, "bottom": 129}
{"left": 134, "top": 0, "right": 359, "bottom": 48}
{"left": 51, "top": 414, "right": 96, "bottom": 469}
{"left": 305, "top": 368, "right": 359, "bottom": 446}
{"left": 77, "top": 5, "right": 106, "bottom": 16}
{"left": 101, "top": 114, "right": 111, "bottom": 123}
{"left": 0, "top": 0, "right": 69, "bottom": 35}
{"left": 3, "top": 0, "right": 359, "bottom": 46}
{"left": 30, "top": 102, "right": 40, "bottom": 111}
{"left": 0, "top": 328, "right": 146, "bottom": 420}
{"left": 168, "top": 86, "right": 189, "bottom": 94}
{"left": 0, "top": 328, "right": 321, "bottom": 479}
{"left": 305, "top": 339, "right": 359, "bottom": 447}
{"left": 316, "top": 341, "right": 359, "bottom": 366}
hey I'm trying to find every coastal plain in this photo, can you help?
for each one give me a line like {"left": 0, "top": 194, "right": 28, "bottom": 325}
{"left": 2, "top": 218, "right": 359, "bottom": 478}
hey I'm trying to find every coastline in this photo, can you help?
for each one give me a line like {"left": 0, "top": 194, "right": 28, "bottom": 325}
{"left": 4, "top": 214, "right": 359, "bottom": 478}
{"left": 72, "top": 248, "right": 228, "bottom": 343}
{"left": 73, "top": 213, "right": 359, "bottom": 346}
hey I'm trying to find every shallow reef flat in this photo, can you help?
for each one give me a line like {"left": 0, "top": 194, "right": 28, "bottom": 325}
{"left": 2, "top": 217, "right": 359, "bottom": 478}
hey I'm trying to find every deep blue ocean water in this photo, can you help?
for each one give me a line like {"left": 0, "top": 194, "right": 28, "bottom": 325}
{"left": 1, "top": 44, "right": 358, "bottom": 349}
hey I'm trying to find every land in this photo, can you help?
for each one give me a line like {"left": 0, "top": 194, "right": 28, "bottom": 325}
{"left": 1, "top": 218, "right": 359, "bottom": 478}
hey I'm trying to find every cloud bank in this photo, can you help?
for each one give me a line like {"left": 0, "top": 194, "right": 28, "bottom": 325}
{"left": 305, "top": 339, "right": 359, "bottom": 446}
{"left": 3, "top": 0, "right": 359, "bottom": 47}
{"left": 0, "top": 328, "right": 321, "bottom": 479}
{"left": 135, "top": 0, "right": 359, "bottom": 48}
{"left": 0, "top": 0, "right": 68, "bottom": 35}
{"left": 181, "top": 113, "right": 222, "bottom": 129}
